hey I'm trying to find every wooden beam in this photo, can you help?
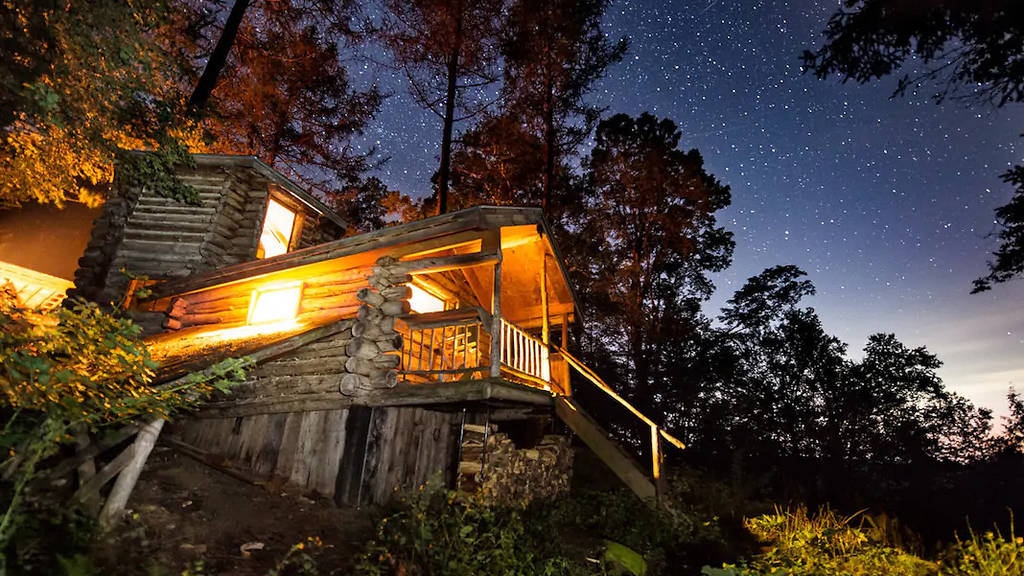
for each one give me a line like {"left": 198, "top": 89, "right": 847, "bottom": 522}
{"left": 555, "top": 397, "right": 657, "bottom": 505}
{"left": 490, "top": 259, "right": 502, "bottom": 378}
{"left": 396, "top": 250, "right": 500, "bottom": 276}
{"left": 540, "top": 254, "right": 550, "bottom": 345}
{"left": 195, "top": 378, "right": 553, "bottom": 418}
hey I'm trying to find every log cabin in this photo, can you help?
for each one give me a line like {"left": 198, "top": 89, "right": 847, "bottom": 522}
{"left": 3, "top": 153, "right": 684, "bottom": 514}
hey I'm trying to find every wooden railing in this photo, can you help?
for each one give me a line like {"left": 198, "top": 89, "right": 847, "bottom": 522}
{"left": 551, "top": 344, "right": 686, "bottom": 504}
{"left": 499, "top": 319, "right": 550, "bottom": 386}
{"left": 397, "top": 310, "right": 567, "bottom": 393}
{"left": 398, "top": 309, "right": 487, "bottom": 382}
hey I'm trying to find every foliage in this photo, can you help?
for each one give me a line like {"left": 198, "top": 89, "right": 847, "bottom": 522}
{"left": 380, "top": 0, "right": 506, "bottom": 210}
{"left": 974, "top": 166, "right": 1024, "bottom": 292}
{"left": 118, "top": 144, "right": 199, "bottom": 206}
{"left": 356, "top": 485, "right": 575, "bottom": 576}
{"left": 0, "top": 0, "right": 200, "bottom": 208}
{"left": 328, "top": 177, "right": 421, "bottom": 234}
{"left": 802, "top": 0, "right": 1024, "bottom": 107}
{"left": 568, "top": 112, "right": 733, "bottom": 423}
{"left": 177, "top": 0, "right": 383, "bottom": 196}
{"left": 941, "top": 520, "right": 1024, "bottom": 576}
{"left": 703, "top": 507, "right": 936, "bottom": 576}
{"left": 0, "top": 287, "right": 249, "bottom": 572}
{"left": 498, "top": 0, "right": 627, "bottom": 209}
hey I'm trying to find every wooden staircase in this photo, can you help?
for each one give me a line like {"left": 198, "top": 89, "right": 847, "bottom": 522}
{"left": 550, "top": 346, "right": 686, "bottom": 507}
{"left": 555, "top": 397, "right": 658, "bottom": 502}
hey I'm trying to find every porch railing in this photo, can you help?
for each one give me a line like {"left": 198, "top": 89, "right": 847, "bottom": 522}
{"left": 499, "top": 318, "right": 550, "bottom": 385}
{"left": 396, "top": 309, "right": 563, "bottom": 393}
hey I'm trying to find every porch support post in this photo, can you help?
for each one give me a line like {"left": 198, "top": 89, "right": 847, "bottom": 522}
{"left": 540, "top": 254, "right": 550, "bottom": 345}
{"left": 487, "top": 231, "right": 502, "bottom": 378}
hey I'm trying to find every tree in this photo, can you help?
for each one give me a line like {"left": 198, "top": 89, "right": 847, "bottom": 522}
{"left": 327, "top": 177, "right": 422, "bottom": 234}
{"left": 704, "top": 265, "right": 993, "bottom": 469}
{"left": 0, "top": 0, "right": 198, "bottom": 208}
{"left": 500, "top": 0, "right": 627, "bottom": 210}
{"left": 448, "top": 114, "right": 547, "bottom": 209}
{"left": 381, "top": 0, "right": 505, "bottom": 214}
{"left": 177, "top": 0, "right": 382, "bottom": 196}
{"left": 572, "top": 112, "right": 734, "bottom": 424}
{"left": 802, "top": 0, "right": 1024, "bottom": 291}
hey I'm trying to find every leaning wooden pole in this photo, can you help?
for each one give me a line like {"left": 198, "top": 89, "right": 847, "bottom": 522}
{"left": 99, "top": 418, "right": 165, "bottom": 526}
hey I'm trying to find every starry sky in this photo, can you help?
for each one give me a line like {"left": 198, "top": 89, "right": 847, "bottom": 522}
{"left": 355, "top": 1, "right": 1024, "bottom": 418}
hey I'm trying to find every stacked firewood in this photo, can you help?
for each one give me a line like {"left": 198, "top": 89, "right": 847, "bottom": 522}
{"left": 458, "top": 424, "right": 573, "bottom": 507}
{"left": 339, "top": 256, "right": 409, "bottom": 395}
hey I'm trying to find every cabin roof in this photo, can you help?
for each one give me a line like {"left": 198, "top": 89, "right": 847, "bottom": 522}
{"left": 146, "top": 206, "right": 581, "bottom": 318}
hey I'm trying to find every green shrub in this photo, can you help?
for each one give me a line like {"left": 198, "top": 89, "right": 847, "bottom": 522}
{"left": 940, "top": 519, "right": 1023, "bottom": 576}
{"left": 356, "top": 485, "right": 579, "bottom": 576}
{"left": 703, "top": 506, "right": 936, "bottom": 576}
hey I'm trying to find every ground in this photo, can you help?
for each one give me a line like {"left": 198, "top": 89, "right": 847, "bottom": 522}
{"left": 91, "top": 446, "right": 373, "bottom": 575}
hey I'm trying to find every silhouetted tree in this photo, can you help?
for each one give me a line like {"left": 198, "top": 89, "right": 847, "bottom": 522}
{"left": 380, "top": 0, "right": 504, "bottom": 215}
{"left": 178, "top": 0, "right": 382, "bottom": 195}
{"left": 448, "top": 114, "right": 546, "bottom": 209}
{"left": 500, "top": 0, "right": 627, "bottom": 209}
{"left": 328, "top": 176, "right": 421, "bottom": 234}
{"left": 571, "top": 112, "right": 734, "bottom": 424}
{"left": 802, "top": 0, "right": 1024, "bottom": 292}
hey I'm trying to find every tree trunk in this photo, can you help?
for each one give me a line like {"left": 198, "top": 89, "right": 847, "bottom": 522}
{"left": 436, "top": 0, "right": 464, "bottom": 216}
{"left": 187, "top": 0, "right": 251, "bottom": 114}
{"left": 542, "top": 76, "right": 555, "bottom": 211}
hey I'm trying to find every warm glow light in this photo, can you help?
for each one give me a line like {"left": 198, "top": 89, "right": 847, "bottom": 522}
{"left": 257, "top": 199, "right": 297, "bottom": 258}
{"left": 247, "top": 282, "right": 303, "bottom": 324}
{"left": 408, "top": 282, "right": 445, "bottom": 313}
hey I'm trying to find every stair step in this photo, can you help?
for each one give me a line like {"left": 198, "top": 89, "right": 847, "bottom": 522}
{"left": 554, "top": 397, "right": 657, "bottom": 503}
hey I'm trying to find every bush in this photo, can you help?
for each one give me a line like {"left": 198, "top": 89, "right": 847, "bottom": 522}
{"left": 940, "top": 520, "right": 1023, "bottom": 576}
{"left": 356, "top": 485, "right": 579, "bottom": 576}
{"left": 703, "top": 506, "right": 936, "bottom": 576}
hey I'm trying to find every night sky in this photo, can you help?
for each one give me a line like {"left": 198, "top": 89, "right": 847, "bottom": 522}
{"left": 355, "top": 1, "right": 1024, "bottom": 417}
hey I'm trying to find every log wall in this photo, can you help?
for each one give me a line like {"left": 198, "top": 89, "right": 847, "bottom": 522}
{"left": 70, "top": 159, "right": 344, "bottom": 332}
{"left": 176, "top": 405, "right": 460, "bottom": 505}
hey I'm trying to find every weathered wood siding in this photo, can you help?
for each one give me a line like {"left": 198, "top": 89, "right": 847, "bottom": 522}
{"left": 70, "top": 158, "right": 344, "bottom": 331}
{"left": 176, "top": 406, "right": 459, "bottom": 505}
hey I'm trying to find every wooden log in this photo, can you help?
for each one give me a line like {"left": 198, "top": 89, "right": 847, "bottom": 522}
{"left": 352, "top": 321, "right": 386, "bottom": 339}
{"left": 72, "top": 443, "right": 137, "bottom": 509}
{"left": 369, "top": 369, "right": 398, "bottom": 389}
{"left": 340, "top": 373, "right": 370, "bottom": 396}
{"left": 372, "top": 354, "right": 401, "bottom": 369}
{"left": 357, "top": 305, "right": 383, "bottom": 324}
{"left": 100, "top": 418, "right": 166, "bottom": 527}
{"left": 375, "top": 333, "right": 403, "bottom": 352}
{"left": 380, "top": 285, "right": 411, "bottom": 300}
{"left": 162, "top": 317, "right": 183, "bottom": 330}
{"left": 346, "top": 337, "right": 380, "bottom": 359}
{"left": 345, "top": 356, "right": 376, "bottom": 375}
{"left": 380, "top": 300, "right": 410, "bottom": 317}
{"left": 356, "top": 287, "right": 385, "bottom": 307}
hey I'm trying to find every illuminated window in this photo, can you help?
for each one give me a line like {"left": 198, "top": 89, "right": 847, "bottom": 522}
{"left": 408, "top": 282, "right": 446, "bottom": 314}
{"left": 247, "top": 282, "right": 303, "bottom": 325}
{"left": 257, "top": 199, "right": 298, "bottom": 259}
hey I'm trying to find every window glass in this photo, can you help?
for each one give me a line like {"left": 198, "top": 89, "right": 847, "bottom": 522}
{"left": 257, "top": 199, "right": 297, "bottom": 258}
{"left": 409, "top": 282, "right": 446, "bottom": 313}
{"left": 247, "top": 282, "right": 302, "bottom": 324}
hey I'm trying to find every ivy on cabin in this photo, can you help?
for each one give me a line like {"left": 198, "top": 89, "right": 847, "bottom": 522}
{"left": 116, "top": 141, "right": 199, "bottom": 205}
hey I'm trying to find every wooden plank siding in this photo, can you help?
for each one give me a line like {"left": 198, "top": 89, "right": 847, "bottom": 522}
{"left": 175, "top": 405, "right": 459, "bottom": 505}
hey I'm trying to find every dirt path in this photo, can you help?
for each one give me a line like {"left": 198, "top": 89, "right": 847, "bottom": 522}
{"left": 91, "top": 445, "right": 374, "bottom": 575}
